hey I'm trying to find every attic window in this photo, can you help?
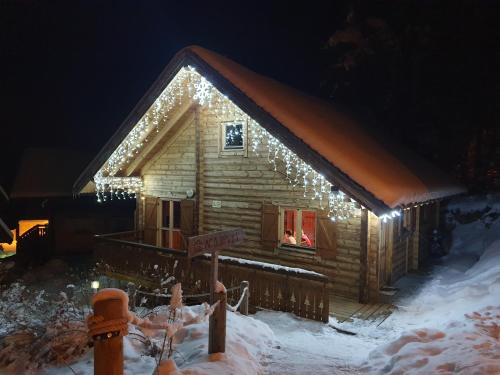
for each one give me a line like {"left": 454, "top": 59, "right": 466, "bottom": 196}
{"left": 222, "top": 122, "right": 245, "bottom": 151}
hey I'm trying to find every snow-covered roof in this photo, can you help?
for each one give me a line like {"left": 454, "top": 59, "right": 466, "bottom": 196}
{"left": 74, "top": 46, "right": 465, "bottom": 213}
{"left": 12, "top": 148, "right": 92, "bottom": 199}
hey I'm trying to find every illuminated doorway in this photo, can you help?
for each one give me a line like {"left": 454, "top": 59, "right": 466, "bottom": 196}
{"left": 157, "top": 200, "right": 182, "bottom": 250}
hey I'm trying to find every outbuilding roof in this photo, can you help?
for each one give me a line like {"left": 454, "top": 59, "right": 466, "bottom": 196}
{"left": 12, "top": 148, "right": 92, "bottom": 199}
{"left": 74, "top": 46, "right": 465, "bottom": 214}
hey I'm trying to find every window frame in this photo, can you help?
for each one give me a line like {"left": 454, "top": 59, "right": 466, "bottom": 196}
{"left": 157, "top": 199, "right": 182, "bottom": 249}
{"left": 219, "top": 120, "right": 248, "bottom": 157}
{"left": 278, "top": 206, "right": 317, "bottom": 252}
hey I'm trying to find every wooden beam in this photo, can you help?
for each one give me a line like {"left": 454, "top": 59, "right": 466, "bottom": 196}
{"left": 73, "top": 49, "right": 191, "bottom": 194}
{"left": 359, "top": 209, "right": 369, "bottom": 303}
{"left": 139, "top": 112, "right": 195, "bottom": 174}
{"left": 124, "top": 100, "right": 194, "bottom": 176}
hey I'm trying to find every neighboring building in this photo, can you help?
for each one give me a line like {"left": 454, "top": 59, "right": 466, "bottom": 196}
{"left": 9, "top": 148, "right": 134, "bottom": 258}
{"left": 74, "top": 46, "right": 465, "bottom": 302}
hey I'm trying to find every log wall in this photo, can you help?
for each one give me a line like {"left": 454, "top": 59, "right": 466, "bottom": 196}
{"left": 137, "top": 103, "right": 364, "bottom": 300}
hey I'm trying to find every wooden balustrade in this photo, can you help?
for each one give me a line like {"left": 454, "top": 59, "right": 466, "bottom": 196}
{"left": 94, "top": 231, "right": 330, "bottom": 322}
{"left": 17, "top": 224, "right": 49, "bottom": 255}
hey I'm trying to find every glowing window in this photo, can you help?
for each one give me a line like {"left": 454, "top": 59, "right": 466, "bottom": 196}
{"left": 280, "top": 208, "right": 316, "bottom": 250}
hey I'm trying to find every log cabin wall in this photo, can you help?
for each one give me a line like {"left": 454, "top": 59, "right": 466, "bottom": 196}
{"left": 133, "top": 100, "right": 441, "bottom": 298}
{"left": 135, "top": 102, "right": 365, "bottom": 300}
{"left": 141, "top": 113, "right": 197, "bottom": 198}
{"left": 375, "top": 203, "right": 440, "bottom": 287}
{"left": 390, "top": 215, "right": 407, "bottom": 283}
{"left": 198, "top": 105, "right": 364, "bottom": 300}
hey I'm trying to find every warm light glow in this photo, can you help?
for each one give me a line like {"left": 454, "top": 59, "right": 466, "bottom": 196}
{"left": 0, "top": 229, "right": 16, "bottom": 252}
{"left": 18, "top": 219, "right": 49, "bottom": 236}
{"left": 91, "top": 281, "right": 100, "bottom": 290}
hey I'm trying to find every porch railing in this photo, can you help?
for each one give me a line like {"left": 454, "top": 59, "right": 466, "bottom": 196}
{"left": 94, "top": 230, "right": 330, "bottom": 322}
{"left": 17, "top": 224, "right": 49, "bottom": 252}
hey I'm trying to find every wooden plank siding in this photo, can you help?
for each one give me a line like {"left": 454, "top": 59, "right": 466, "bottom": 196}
{"left": 198, "top": 107, "right": 363, "bottom": 300}
{"left": 135, "top": 103, "right": 365, "bottom": 300}
{"left": 142, "top": 113, "right": 197, "bottom": 198}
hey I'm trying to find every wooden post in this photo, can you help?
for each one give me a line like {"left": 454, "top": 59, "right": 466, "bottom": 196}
{"left": 209, "top": 251, "right": 219, "bottom": 304}
{"left": 240, "top": 281, "right": 249, "bottom": 315}
{"left": 187, "top": 229, "right": 244, "bottom": 355}
{"left": 359, "top": 209, "right": 369, "bottom": 303}
{"left": 92, "top": 298, "right": 126, "bottom": 375}
{"left": 127, "top": 282, "right": 136, "bottom": 311}
{"left": 209, "top": 290, "right": 226, "bottom": 354}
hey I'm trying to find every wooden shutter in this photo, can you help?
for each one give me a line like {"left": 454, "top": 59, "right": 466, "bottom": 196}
{"left": 143, "top": 197, "right": 158, "bottom": 245}
{"left": 261, "top": 203, "right": 279, "bottom": 251}
{"left": 180, "top": 199, "right": 195, "bottom": 236}
{"left": 316, "top": 213, "right": 337, "bottom": 260}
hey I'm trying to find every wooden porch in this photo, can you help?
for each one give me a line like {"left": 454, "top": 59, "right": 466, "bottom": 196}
{"left": 94, "top": 230, "right": 331, "bottom": 323}
{"left": 330, "top": 295, "right": 395, "bottom": 325}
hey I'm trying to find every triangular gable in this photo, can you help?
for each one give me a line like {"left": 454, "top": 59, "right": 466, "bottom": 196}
{"left": 74, "top": 46, "right": 464, "bottom": 215}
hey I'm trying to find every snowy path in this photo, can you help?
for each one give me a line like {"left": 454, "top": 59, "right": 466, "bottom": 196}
{"left": 255, "top": 311, "right": 384, "bottom": 375}
{"left": 256, "top": 195, "right": 500, "bottom": 375}
{"left": 261, "top": 343, "right": 353, "bottom": 375}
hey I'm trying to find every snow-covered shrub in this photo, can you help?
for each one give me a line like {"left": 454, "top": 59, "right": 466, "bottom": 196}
{"left": 0, "top": 282, "right": 90, "bottom": 374}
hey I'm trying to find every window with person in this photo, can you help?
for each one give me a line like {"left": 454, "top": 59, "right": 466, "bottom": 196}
{"left": 280, "top": 208, "right": 316, "bottom": 249}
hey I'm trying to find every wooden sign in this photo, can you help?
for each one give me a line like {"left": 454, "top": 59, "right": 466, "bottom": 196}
{"left": 186, "top": 228, "right": 244, "bottom": 354}
{"left": 187, "top": 228, "right": 244, "bottom": 258}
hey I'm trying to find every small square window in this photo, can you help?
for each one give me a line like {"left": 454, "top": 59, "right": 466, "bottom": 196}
{"left": 223, "top": 123, "right": 244, "bottom": 150}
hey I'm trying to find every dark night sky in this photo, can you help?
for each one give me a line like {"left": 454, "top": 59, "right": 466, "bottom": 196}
{"left": 0, "top": 1, "right": 348, "bottom": 187}
{"left": 1, "top": 1, "right": 499, "bottom": 190}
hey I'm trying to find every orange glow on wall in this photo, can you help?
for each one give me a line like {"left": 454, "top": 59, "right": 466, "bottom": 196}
{"left": 18, "top": 219, "right": 49, "bottom": 236}
{"left": 0, "top": 220, "right": 49, "bottom": 254}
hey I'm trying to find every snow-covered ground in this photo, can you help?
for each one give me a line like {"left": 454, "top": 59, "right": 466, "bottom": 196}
{"left": 257, "top": 194, "right": 500, "bottom": 374}
{"left": 44, "top": 304, "right": 274, "bottom": 375}
{"left": 0, "top": 194, "right": 499, "bottom": 374}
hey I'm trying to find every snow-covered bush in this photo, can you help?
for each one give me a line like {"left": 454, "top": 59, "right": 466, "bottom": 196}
{"left": 0, "top": 282, "right": 90, "bottom": 374}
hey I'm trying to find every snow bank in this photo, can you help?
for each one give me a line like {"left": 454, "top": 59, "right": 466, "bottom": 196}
{"left": 43, "top": 305, "right": 274, "bottom": 375}
{"left": 361, "top": 195, "right": 500, "bottom": 374}
{"left": 217, "top": 254, "right": 325, "bottom": 277}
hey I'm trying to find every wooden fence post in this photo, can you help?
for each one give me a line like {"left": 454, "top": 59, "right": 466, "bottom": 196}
{"left": 240, "top": 281, "right": 249, "bottom": 316}
{"left": 208, "top": 290, "right": 226, "bottom": 354}
{"left": 88, "top": 291, "right": 129, "bottom": 375}
{"left": 127, "top": 282, "right": 136, "bottom": 311}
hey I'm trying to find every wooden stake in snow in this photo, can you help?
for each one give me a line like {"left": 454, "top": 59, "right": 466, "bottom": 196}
{"left": 187, "top": 228, "right": 244, "bottom": 354}
{"left": 87, "top": 288, "right": 130, "bottom": 375}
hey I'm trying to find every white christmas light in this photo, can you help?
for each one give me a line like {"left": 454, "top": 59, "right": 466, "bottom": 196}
{"left": 93, "top": 65, "right": 398, "bottom": 222}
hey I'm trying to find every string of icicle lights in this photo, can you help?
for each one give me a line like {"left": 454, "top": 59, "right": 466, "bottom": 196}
{"left": 94, "top": 65, "right": 400, "bottom": 221}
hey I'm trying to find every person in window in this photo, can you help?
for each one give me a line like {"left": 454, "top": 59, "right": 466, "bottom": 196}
{"left": 282, "top": 230, "right": 297, "bottom": 245}
{"left": 301, "top": 230, "right": 312, "bottom": 247}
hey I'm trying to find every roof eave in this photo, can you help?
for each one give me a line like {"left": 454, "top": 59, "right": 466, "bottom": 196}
{"left": 73, "top": 48, "right": 392, "bottom": 215}
{"left": 73, "top": 48, "right": 193, "bottom": 195}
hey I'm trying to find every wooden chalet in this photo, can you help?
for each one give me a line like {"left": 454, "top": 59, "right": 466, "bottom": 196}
{"left": 74, "top": 46, "right": 465, "bottom": 305}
